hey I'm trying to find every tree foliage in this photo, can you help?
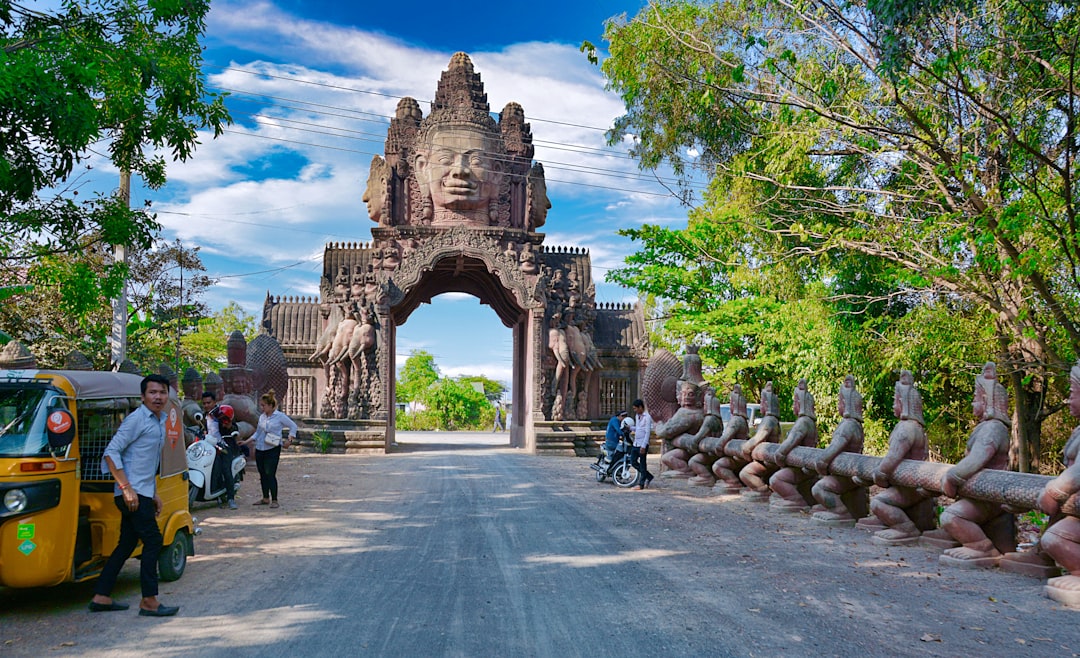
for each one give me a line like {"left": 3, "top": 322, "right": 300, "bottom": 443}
{"left": 0, "top": 0, "right": 230, "bottom": 309}
{"left": 177, "top": 302, "right": 258, "bottom": 375}
{"left": 421, "top": 378, "right": 491, "bottom": 431}
{"left": 0, "top": 238, "right": 221, "bottom": 373}
{"left": 598, "top": 0, "right": 1080, "bottom": 470}
{"left": 395, "top": 350, "right": 505, "bottom": 431}
{"left": 396, "top": 350, "right": 440, "bottom": 406}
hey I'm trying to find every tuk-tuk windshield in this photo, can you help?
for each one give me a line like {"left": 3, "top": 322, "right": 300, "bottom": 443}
{"left": 0, "top": 386, "right": 64, "bottom": 457}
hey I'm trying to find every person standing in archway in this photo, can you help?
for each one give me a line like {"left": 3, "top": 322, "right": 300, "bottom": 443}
{"left": 632, "top": 399, "right": 654, "bottom": 490}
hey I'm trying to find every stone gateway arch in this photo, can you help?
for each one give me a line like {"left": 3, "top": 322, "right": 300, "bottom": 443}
{"left": 262, "top": 53, "right": 648, "bottom": 452}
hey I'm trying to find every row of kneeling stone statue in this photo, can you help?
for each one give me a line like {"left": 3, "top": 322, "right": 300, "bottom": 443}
{"left": 643, "top": 348, "right": 1080, "bottom": 608}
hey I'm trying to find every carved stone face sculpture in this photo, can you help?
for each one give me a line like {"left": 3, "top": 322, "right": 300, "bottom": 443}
{"left": 415, "top": 125, "right": 502, "bottom": 222}
{"left": 527, "top": 162, "right": 551, "bottom": 230}
{"left": 362, "top": 155, "right": 389, "bottom": 224}
{"left": 677, "top": 381, "right": 701, "bottom": 409}
{"left": 1070, "top": 363, "right": 1080, "bottom": 418}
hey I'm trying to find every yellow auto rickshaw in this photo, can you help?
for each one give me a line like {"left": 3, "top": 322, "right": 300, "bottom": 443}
{"left": 0, "top": 369, "right": 194, "bottom": 588}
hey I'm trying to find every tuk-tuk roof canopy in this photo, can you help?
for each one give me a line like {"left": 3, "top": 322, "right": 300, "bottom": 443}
{"left": 0, "top": 370, "right": 147, "bottom": 399}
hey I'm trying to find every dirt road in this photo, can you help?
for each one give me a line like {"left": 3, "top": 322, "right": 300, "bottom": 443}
{"left": 2, "top": 432, "right": 1079, "bottom": 657}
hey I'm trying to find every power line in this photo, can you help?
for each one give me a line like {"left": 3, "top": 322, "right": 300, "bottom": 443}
{"left": 231, "top": 112, "right": 703, "bottom": 191}
{"left": 219, "top": 129, "right": 690, "bottom": 199}
{"left": 220, "top": 84, "right": 698, "bottom": 179}
{"left": 215, "top": 65, "right": 617, "bottom": 132}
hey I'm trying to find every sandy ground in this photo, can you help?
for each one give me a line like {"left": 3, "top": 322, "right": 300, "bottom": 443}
{"left": 1, "top": 432, "right": 1079, "bottom": 657}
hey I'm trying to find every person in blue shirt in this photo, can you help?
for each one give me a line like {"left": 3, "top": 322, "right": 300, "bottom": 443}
{"left": 603, "top": 411, "right": 629, "bottom": 462}
{"left": 89, "top": 374, "right": 180, "bottom": 617}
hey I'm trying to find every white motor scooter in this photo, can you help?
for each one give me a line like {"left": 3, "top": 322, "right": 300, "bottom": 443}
{"left": 187, "top": 422, "right": 245, "bottom": 508}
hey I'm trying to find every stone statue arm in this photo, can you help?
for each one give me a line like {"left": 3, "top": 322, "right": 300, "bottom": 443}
{"left": 741, "top": 425, "right": 769, "bottom": 461}
{"left": 1040, "top": 464, "right": 1080, "bottom": 516}
{"left": 692, "top": 414, "right": 722, "bottom": 442}
{"left": 815, "top": 430, "right": 853, "bottom": 475}
{"left": 1064, "top": 427, "right": 1080, "bottom": 468}
{"left": 873, "top": 436, "right": 911, "bottom": 488}
{"left": 715, "top": 418, "right": 742, "bottom": 454}
{"left": 942, "top": 437, "right": 1000, "bottom": 498}
{"left": 773, "top": 424, "right": 806, "bottom": 466}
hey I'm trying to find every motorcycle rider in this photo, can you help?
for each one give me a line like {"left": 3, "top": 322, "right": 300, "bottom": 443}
{"left": 206, "top": 404, "right": 240, "bottom": 510}
{"left": 603, "top": 411, "right": 629, "bottom": 471}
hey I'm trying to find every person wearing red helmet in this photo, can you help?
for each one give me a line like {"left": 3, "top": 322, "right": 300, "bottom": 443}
{"left": 207, "top": 403, "right": 240, "bottom": 510}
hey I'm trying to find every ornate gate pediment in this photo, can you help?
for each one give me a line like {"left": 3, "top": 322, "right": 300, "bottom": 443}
{"left": 379, "top": 225, "right": 545, "bottom": 323}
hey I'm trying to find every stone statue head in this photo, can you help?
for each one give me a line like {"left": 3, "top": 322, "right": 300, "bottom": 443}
{"left": 362, "top": 155, "right": 390, "bottom": 224}
{"left": 676, "top": 380, "right": 704, "bottom": 409}
{"left": 221, "top": 367, "right": 252, "bottom": 396}
{"left": 526, "top": 162, "right": 550, "bottom": 230}
{"left": 730, "top": 384, "right": 747, "bottom": 418}
{"left": 414, "top": 120, "right": 505, "bottom": 225}
{"left": 411, "top": 54, "right": 509, "bottom": 226}
{"left": 1070, "top": 361, "right": 1080, "bottom": 418}
{"left": 839, "top": 375, "right": 863, "bottom": 422}
{"left": 760, "top": 381, "right": 779, "bottom": 418}
{"left": 894, "top": 369, "right": 924, "bottom": 425}
{"left": 181, "top": 368, "right": 202, "bottom": 401}
{"left": 974, "top": 362, "right": 1010, "bottom": 425}
{"left": 793, "top": 378, "right": 816, "bottom": 420}
{"left": 203, "top": 372, "right": 224, "bottom": 400}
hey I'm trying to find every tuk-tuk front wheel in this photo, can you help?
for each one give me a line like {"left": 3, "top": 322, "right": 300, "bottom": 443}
{"left": 159, "top": 531, "right": 189, "bottom": 582}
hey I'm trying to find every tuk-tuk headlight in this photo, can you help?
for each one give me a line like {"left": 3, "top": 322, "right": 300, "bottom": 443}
{"left": 3, "top": 489, "right": 28, "bottom": 514}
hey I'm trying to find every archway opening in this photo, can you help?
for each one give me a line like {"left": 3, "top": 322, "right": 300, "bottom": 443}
{"left": 393, "top": 293, "right": 512, "bottom": 450}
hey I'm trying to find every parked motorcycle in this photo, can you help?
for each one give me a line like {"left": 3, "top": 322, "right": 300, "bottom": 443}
{"left": 590, "top": 430, "right": 638, "bottom": 488}
{"left": 186, "top": 422, "right": 245, "bottom": 508}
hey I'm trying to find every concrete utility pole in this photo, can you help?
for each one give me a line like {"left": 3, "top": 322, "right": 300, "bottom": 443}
{"left": 109, "top": 170, "right": 130, "bottom": 370}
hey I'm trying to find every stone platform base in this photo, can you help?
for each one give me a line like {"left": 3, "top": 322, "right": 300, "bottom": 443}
{"left": 687, "top": 476, "right": 716, "bottom": 487}
{"left": 1000, "top": 551, "right": 1062, "bottom": 579}
{"left": 939, "top": 554, "right": 1001, "bottom": 569}
{"left": 715, "top": 484, "right": 743, "bottom": 495}
{"left": 770, "top": 502, "right": 809, "bottom": 514}
{"left": 855, "top": 516, "right": 886, "bottom": 532}
{"left": 661, "top": 470, "right": 691, "bottom": 478}
{"left": 296, "top": 418, "right": 387, "bottom": 454}
{"left": 742, "top": 490, "right": 770, "bottom": 503}
{"left": 870, "top": 533, "right": 921, "bottom": 547}
{"left": 812, "top": 513, "right": 856, "bottom": 528}
{"left": 919, "top": 529, "right": 960, "bottom": 550}
{"left": 534, "top": 421, "right": 605, "bottom": 457}
{"left": 1046, "top": 576, "right": 1080, "bottom": 607}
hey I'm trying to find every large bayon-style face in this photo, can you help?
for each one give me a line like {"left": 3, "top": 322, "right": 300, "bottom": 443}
{"left": 362, "top": 156, "right": 388, "bottom": 222}
{"left": 416, "top": 125, "right": 500, "bottom": 212}
{"left": 1070, "top": 368, "right": 1080, "bottom": 418}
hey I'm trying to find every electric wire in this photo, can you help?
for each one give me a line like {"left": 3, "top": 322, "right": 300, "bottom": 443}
{"left": 220, "top": 89, "right": 707, "bottom": 191}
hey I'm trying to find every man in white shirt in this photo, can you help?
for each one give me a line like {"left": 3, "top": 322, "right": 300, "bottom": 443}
{"left": 632, "top": 399, "right": 654, "bottom": 489}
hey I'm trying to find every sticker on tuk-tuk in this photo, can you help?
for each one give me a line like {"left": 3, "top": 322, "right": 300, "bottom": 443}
{"left": 18, "top": 539, "right": 36, "bottom": 556}
{"left": 166, "top": 405, "right": 181, "bottom": 448}
{"left": 16, "top": 523, "right": 34, "bottom": 539}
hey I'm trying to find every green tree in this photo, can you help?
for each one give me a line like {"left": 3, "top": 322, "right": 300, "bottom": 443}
{"left": 459, "top": 375, "right": 507, "bottom": 402}
{"left": 0, "top": 243, "right": 117, "bottom": 367}
{"left": 396, "top": 350, "right": 439, "bottom": 406}
{"left": 179, "top": 302, "right": 258, "bottom": 374}
{"left": 595, "top": 0, "right": 1080, "bottom": 471}
{"left": 0, "top": 0, "right": 230, "bottom": 310}
{"left": 421, "top": 378, "right": 491, "bottom": 431}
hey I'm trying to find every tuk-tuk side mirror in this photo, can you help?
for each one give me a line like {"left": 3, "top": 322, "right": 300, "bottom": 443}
{"left": 46, "top": 409, "right": 76, "bottom": 449}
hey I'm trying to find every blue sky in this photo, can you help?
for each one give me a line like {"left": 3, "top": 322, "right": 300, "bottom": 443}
{"left": 96, "top": 0, "right": 700, "bottom": 389}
